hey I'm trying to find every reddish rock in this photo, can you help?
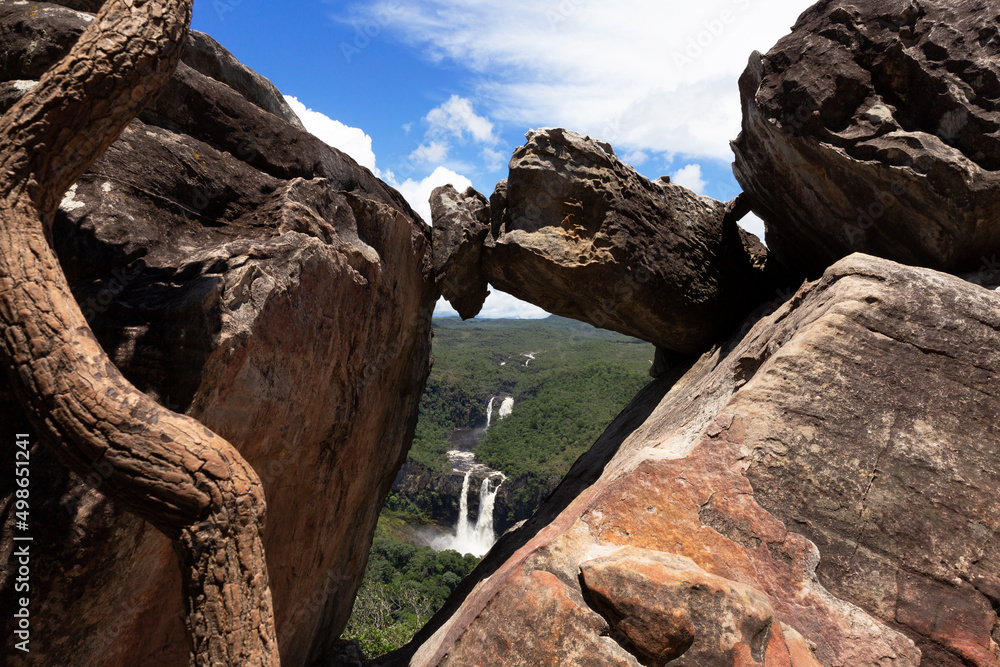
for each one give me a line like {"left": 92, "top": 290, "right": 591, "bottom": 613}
{"left": 580, "top": 547, "right": 784, "bottom": 666}
{"left": 387, "top": 254, "right": 1000, "bottom": 667}
{"left": 439, "top": 569, "right": 632, "bottom": 667}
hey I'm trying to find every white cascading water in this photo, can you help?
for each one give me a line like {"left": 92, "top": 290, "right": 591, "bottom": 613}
{"left": 498, "top": 396, "right": 514, "bottom": 420}
{"left": 485, "top": 396, "right": 495, "bottom": 429}
{"left": 473, "top": 475, "right": 504, "bottom": 548}
{"left": 454, "top": 471, "right": 472, "bottom": 545}
{"left": 435, "top": 472, "right": 505, "bottom": 557}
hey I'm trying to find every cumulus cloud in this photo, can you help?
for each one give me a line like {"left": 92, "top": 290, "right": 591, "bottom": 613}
{"left": 393, "top": 165, "right": 473, "bottom": 224}
{"left": 427, "top": 95, "right": 496, "bottom": 143}
{"left": 352, "top": 0, "right": 813, "bottom": 160}
{"left": 411, "top": 94, "right": 499, "bottom": 165}
{"left": 284, "top": 95, "right": 378, "bottom": 172}
{"left": 671, "top": 164, "right": 707, "bottom": 193}
{"left": 409, "top": 140, "right": 450, "bottom": 164}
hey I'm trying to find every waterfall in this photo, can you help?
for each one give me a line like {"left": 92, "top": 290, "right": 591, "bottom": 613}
{"left": 498, "top": 396, "right": 514, "bottom": 420}
{"left": 485, "top": 396, "right": 495, "bottom": 429}
{"left": 474, "top": 475, "right": 504, "bottom": 547}
{"left": 455, "top": 471, "right": 472, "bottom": 544}
{"left": 434, "top": 472, "right": 505, "bottom": 557}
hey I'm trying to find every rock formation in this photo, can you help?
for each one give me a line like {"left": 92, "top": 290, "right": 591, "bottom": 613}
{"left": 733, "top": 0, "right": 1000, "bottom": 275}
{"left": 0, "top": 3, "right": 436, "bottom": 665}
{"left": 462, "top": 128, "right": 774, "bottom": 356}
{"left": 383, "top": 254, "right": 1000, "bottom": 667}
{"left": 402, "top": 2, "right": 1000, "bottom": 660}
{"left": 2, "top": 0, "right": 998, "bottom": 664}
{"left": 430, "top": 185, "right": 492, "bottom": 319}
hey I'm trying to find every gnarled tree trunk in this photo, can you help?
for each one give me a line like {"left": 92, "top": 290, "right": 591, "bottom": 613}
{"left": 0, "top": 1, "right": 280, "bottom": 664}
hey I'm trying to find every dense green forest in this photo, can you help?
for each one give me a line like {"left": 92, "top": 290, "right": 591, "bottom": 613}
{"left": 343, "top": 507, "right": 479, "bottom": 660}
{"left": 345, "top": 315, "right": 653, "bottom": 659}
{"left": 411, "top": 315, "right": 654, "bottom": 482}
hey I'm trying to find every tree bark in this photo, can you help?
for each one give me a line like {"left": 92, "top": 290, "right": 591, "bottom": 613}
{"left": 0, "top": 1, "right": 280, "bottom": 665}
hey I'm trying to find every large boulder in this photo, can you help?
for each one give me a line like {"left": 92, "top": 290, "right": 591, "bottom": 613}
{"left": 430, "top": 185, "right": 492, "bottom": 319}
{"left": 484, "top": 128, "right": 773, "bottom": 356}
{"left": 181, "top": 30, "right": 306, "bottom": 130}
{"left": 0, "top": 7, "right": 437, "bottom": 667}
{"left": 733, "top": 0, "right": 1000, "bottom": 276}
{"left": 383, "top": 254, "right": 1000, "bottom": 666}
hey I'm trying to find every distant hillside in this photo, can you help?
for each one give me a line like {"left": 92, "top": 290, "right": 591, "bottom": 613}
{"left": 411, "top": 315, "right": 654, "bottom": 488}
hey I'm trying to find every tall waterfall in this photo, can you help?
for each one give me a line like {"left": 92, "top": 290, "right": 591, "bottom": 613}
{"left": 485, "top": 396, "right": 495, "bottom": 429}
{"left": 474, "top": 475, "right": 503, "bottom": 548}
{"left": 498, "top": 396, "right": 514, "bottom": 420}
{"left": 454, "top": 472, "right": 472, "bottom": 545}
{"left": 435, "top": 472, "right": 505, "bottom": 557}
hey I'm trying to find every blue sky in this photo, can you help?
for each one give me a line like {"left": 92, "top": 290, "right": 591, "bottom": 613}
{"left": 191, "top": 0, "right": 815, "bottom": 317}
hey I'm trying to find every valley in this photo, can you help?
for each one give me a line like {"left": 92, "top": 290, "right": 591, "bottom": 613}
{"left": 343, "top": 314, "right": 654, "bottom": 657}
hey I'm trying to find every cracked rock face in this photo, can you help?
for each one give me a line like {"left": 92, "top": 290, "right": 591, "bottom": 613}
{"left": 733, "top": 0, "right": 1000, "bottom": 276}
{"left": 483, "top": 128, "right": 774, "bottom": 355}
{"left": 385, "top": 255, "right": 1000, "bottom": 667}
{"left": 0, "top": 5, "right": 436, "bottom": 666}
{"left": 580, "top": 547, "right": 798, "bottom": 667}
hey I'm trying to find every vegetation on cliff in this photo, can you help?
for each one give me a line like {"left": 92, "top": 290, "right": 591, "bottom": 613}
{"left": 343, "top": 509, "right": 479, "bottom": 660}
{"left": 412, "top": 315, "right": 653, "bottom": 475}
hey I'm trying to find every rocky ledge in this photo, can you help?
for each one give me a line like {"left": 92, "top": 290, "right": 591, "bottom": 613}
{"left": 386, "top": 254, "right": 1000, "bottom": 667}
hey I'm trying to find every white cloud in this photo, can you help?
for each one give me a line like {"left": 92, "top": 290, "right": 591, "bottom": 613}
{"left": 739, "top": 211, "right": 767, "bottom": 242}
{"left": 433, "top": 289, "right": 550, "bottom": 319}
{"left": 671, "top": 164, "right": 707, "bottom": 193}
{"left": 481, "top": 147, "right": 508, "bottom": 171}
{"left": 393, "top": 165, "right": 473, "bottom": 224}
{"left": 427, "top": 94, "right": 496, "bottom": 143}
{"left": 479, "top": 289, "right": 550, "bottom": 318}
{"left": 410, "top": 95, "right": 499, "bottom": 166}
{"left": 284, "top": 95, "right": 378, "bottom": 172}
{"left": 355, "top": 0, "right": 813, "bottom": 161}
{"left": 622, "top": 150, "right": 649, "bottom": 167}
{"left": 410, "top": 140, "right": 450, "bottom": 164}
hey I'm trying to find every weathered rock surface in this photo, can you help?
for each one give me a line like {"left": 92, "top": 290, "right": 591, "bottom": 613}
{"left": 733, "top": 0, "right": 1000, "bottom": 275}
{"left": 430, "top": 185, "right": 491, "bottom": 319}
{"left": 181, "top": 30, "right": 306, "bottom": 130}
{"left": 580, "top": 547, "right": 801, "bottom": 667}
{"left": 383, "top": 254, "right": 1000, "bottom": 667}
{"left": 484, "top": 128, "right": 774, "bottom": 355}
{"left": 48, "top": 0, "right": 103, "bottom": 10}
{"left": 0, "top": 7, "right": 436, "bottom": 666}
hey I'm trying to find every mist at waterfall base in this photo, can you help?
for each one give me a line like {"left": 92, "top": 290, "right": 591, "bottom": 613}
{"left": 425, "top": 396, "right": 513, "bottom": 558}
{"left": 428, "top": 471, "right": 505, "bottom": 557}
